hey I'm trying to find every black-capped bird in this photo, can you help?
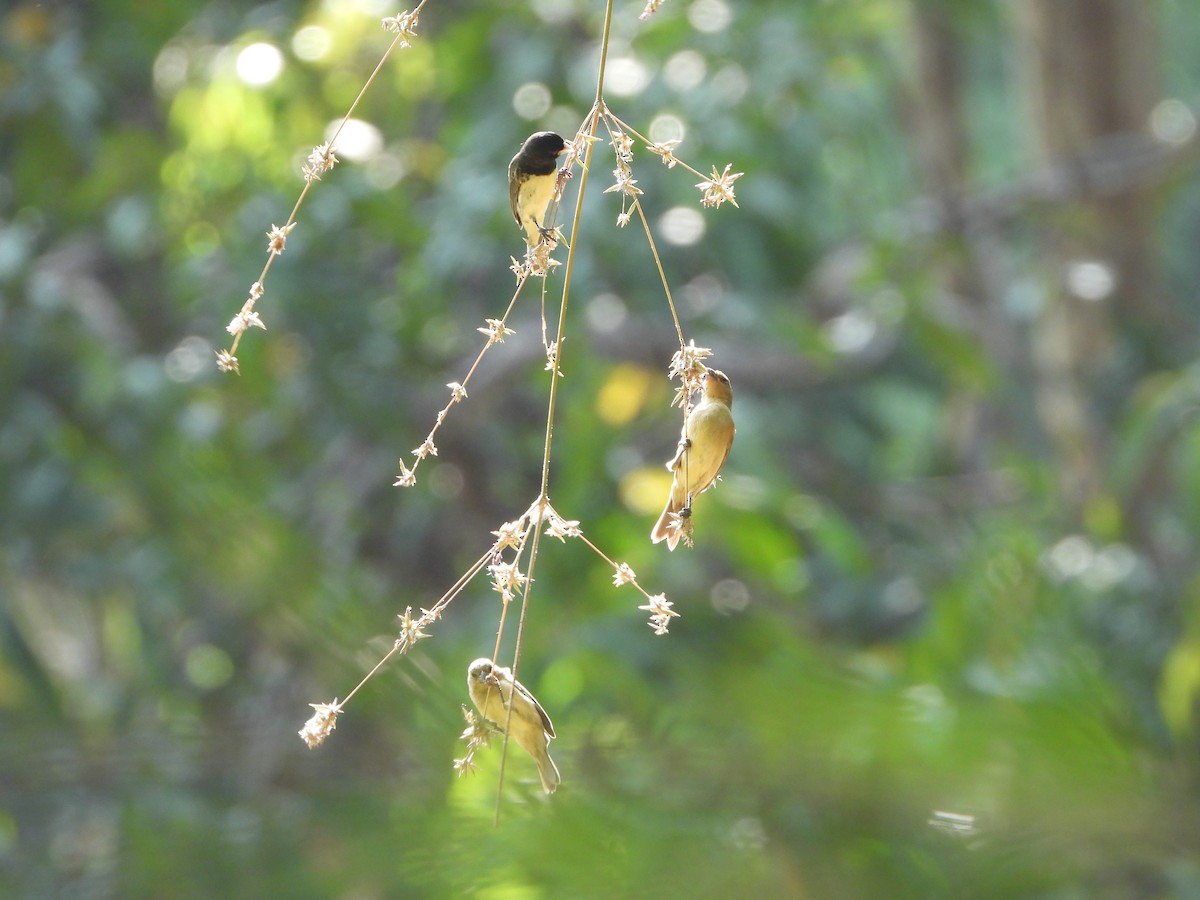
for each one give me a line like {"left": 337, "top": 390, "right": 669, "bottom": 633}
{"left": 508, "top": 131, "right": 568, "bottom": 246}
{"left": 467, "top": 657, "right": 560, "bottom": 794}
{"left": 651, "top": 368, "right": 736, "bottom": 550}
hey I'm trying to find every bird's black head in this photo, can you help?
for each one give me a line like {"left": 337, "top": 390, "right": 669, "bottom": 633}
{"left": 519, "top": 131, "right": 567, "bottom": 163}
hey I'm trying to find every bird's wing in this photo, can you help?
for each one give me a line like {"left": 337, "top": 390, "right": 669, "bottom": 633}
{"left": 696, "top": 440, "right": 732, "bottom": 495}
{"left": 508, "top": 158, "right": 522, "bottom": 226}
{"left": 514, "top": 678, "right": 555, "bottom": 738}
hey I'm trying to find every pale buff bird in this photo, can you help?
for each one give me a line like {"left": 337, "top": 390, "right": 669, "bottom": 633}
{"left": 467, "top": 657, "right": 560, "bottom": 794}
{"left": 651, "top": 368, "right": 735, "bottom": 550}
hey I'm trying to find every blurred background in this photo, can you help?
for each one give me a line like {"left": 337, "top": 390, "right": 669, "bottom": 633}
{"left": 3, "top": 0, "right": 1200, "bottom": 896}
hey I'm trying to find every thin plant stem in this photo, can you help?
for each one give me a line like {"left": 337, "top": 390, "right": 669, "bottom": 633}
{"left": 340, "top": 641, "right": 406, "bottom": 707}
{"left": 329, "top": 3, "right": 427, "bottom": 148}
{"left": 489, "top": 514, "right": 536, "bottom": 664}
{"left": 224, "top": 0, "right": 428, "bottom": 366}
{"left": 493, "top": 0, "right": 616, "bottom": 826}
{"left": 341, "top": 544, "right": 492, "bottom": 707}
{"left": 576, "top": 532, "right": 657, "bottom": 602}
{"left": 632, "top": 198, "right": 685, "bottom": 349}
{"left": 492, "top": 499, "right": 546, "bottom": 825}
{"left": 403, "top": 275, "right": 531, "bottom": 482}
{"left": 435, "top": 545, "right": 496, "bottom": 616}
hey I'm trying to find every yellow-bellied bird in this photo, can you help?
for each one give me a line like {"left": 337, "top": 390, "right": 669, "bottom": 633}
{"left": 651, "top": 368, "right": 735, "bottom": 550}
{"left": 509, "top": 131, "right": 567, "bottom": 246}
{"left": 467, "top": 657, "right": 560, "bottom": 794}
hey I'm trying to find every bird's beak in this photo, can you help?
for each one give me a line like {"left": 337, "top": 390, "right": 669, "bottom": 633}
{"left": 483, "top": 673, "right": 500, "bottom": 688}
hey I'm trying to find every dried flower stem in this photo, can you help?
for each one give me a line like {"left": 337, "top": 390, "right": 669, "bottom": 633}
{"left": 603, "top": 110, "right": 711, "bottom": 184}
{"left": 493, "top": 501, "right": 546, "bottom": 822}
{"left": 433, "top": 546, "right": 497, "bottom": 619}
{"left": 488, "top": 510, "right": 537, "bottom": 665}
{"left": 492, "top": 0, "right": 614, "bottom": 824}
{"left": 299, "top": 542, "right": 493, "bottom": 747}
{"left": 576, "top": 532, "right": 653, "bottom": 604}
{"left": 333, "top": 3, "right": 428, "bottom": 147}
{"left": 631, "top": 198, "right": 685, "bottom": 350}
{"left": 221, "top": 0, "right": 430, "bottom": 372}
{"left": 396, "top": 277, "right": 530, "bottom": 486}
{"left": 341, "top": 638, "right": 408, "bottom": 708}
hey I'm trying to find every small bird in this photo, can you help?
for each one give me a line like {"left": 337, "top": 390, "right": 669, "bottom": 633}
{"left": 467, "top": 657, "right": 560, "bottom": 794}
{"left": 509, "top": 131, "right": 568, "bottom": 246}
{"left": 651, "top": 368, "right": 736, "bottom": 550}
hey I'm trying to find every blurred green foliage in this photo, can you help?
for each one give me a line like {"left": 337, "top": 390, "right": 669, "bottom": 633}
{"left": 3, "top": 0, "right": 1200, "bottom": 896}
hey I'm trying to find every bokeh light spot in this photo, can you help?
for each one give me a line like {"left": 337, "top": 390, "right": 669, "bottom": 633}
{"left": 236, "top": 42, "right": 284, "bottom": 87}
{"left": 620, "top": 467, "right": 673, "bottom": 516}
{"left": 1066, "top": 259, "right": 1115, "bottom": 301}
{"left": 664, "top": 50, "right": 706, "bottom": 92}
{"left": 326, "top": 118, "right": 383, "bottom": 162}
{"left": 688, "top": 0, "right": 732, "bottom": 33}
{"left": 513, "top": 81, "right": 552, "bottom": 120}
{"left": 1151, "top": 98, "right": 1197, "bottom": 145}
{"left": 659, "top": 206, "right": 705, "bottom": 246}
{"left": 648, "top": 114, "right": 685, "bottom": 145}
{"left": 185, "top": 644, "right": 234, "bottom": 690}
{"left": 293, "top": 26, "right": 333, "bottom": 63}
{"left": 596, "top": 363, "right": 656, "bottom": 426}
{"left": 164, "top": 336, "right": 212, "bottom": 384}
{"left": 606, "top": 58, "right": 650, "bottom": 97}
{"left": 586, "top": 292, "right": 628, "bottom": 334}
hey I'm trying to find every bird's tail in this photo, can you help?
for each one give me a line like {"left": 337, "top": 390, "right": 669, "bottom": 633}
{"left": 651, "top": 495, "right": 684, "bottom": 550}
{"left": 536, "top": 748, "right": 561, "bottom": 794}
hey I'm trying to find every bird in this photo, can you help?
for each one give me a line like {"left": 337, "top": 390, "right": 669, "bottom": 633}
{"left": 651, "top": 368, "right": 736, "bottom": 550}
{"left": 467, "top": 657, "right": 560, "bottom": 794}
{"left": 508, "top": 131, "right": 568, "bottom": 246}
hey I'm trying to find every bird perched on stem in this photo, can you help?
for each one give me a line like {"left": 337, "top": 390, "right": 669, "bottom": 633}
{"left": 651, "top": 368, "right": 735, "bottom": 550}
{"left": 467, "top": 657, "right": 560, "bottom": 794}
{"left": 509, "top": 131, "right": 568, "bottom": 246}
